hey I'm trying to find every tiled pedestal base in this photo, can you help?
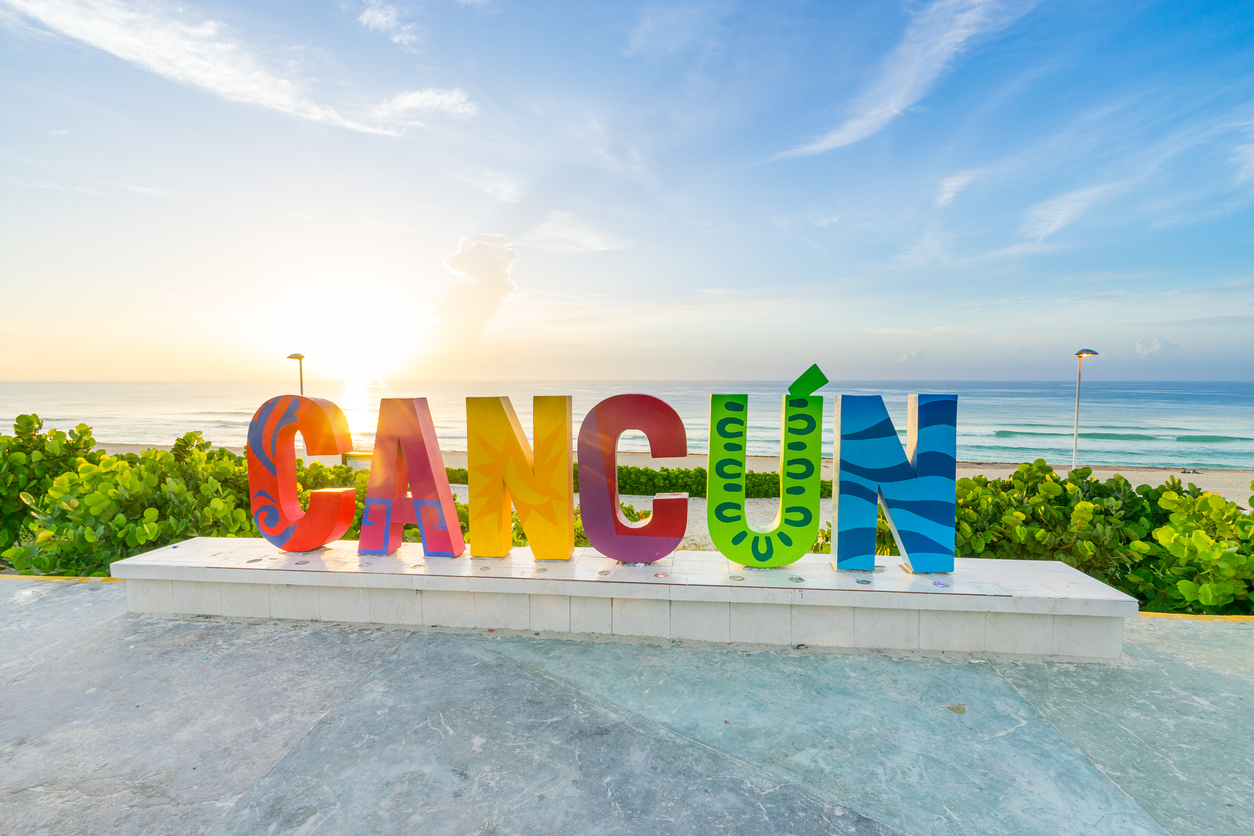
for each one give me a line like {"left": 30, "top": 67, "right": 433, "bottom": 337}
{"left": 112, "top": 538, "right": 1139, "bottom": 661}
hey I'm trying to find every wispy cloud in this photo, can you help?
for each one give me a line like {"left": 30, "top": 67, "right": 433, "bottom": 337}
{"left": 452, "top": 170, "right": 522, "bottom": 202}
{"left": 358, "top": 1, "right": 417, "bottom": 48}
{"left": 374, "top": 88, "right": 477, "bottom": 123}
{"left": 1234, "top": 143, "right": 1254, "bottom": 183}
{"left": 518, "top": 211, "right": 627, "bottom": 253}
{"left": 1060, "top": 270, "right": 1163, "bottom": 282}
{"left": 781, "top": 0, "right": 1034, "bottom": 157}
{"left": 47, "top": 128, "right": 71, "bottom": 135}
{"left": 626, "top": 4, "right": 718, "bottom": 55}
{"left": 4, "top": 0, "right": 474, "bottom": 135}
{"left": 13, "top": 178, "right": 102, "bottom": 196}
{"left": 1018, "top": 183, "right": 1117, "bottom": 241}
{"left": 935, "top": 170, "right": 978, "bottom": 207}
{"left": 865, "top": 324, "right": 977, "bottom": 336}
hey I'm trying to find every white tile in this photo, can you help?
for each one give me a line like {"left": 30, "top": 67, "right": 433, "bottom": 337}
{"left": 171, "top": 581, "right": 222, "bottom": 616}
{"left": 602, "top": 582, "right": 671, "bottom": 600}
{"left": 412, "top": 576, "right": 471, "bottom": 593}
{"left": 269, "top": 584, "right": 321, "bottom": 620}
{"left": 853, "top": 608, "right": 919, "bottom": 650}
{"left": 219, "top": 582, "right": 270, "bottom": 618}
{"left": 474, "top": 592, "right": 530, "bottom": 630}
{"left": 368, "top": 588, "right": 422, "bottom": 625}
{"left": 1060, "top": 597, "right": 1140, "bottom": 618}
{"left": 423, "top": 590, "right": 476, "bottom": 628}
{"left": 790, "top": 606, "right": 854, "bottom": 647}
{"left": 1051, "top": 615, "right": 1123, "bottom": 660}
{"left": 152, "top": 564, "right": 208, "bottom": 582}
{"left": 570, "top": 597, "right": 611, "bottom": 634}
{"left": 467, "top": 577, "right": 529, "bottom": 594}
{"left": 919, "top": 610, "right": 986, "bottom": 652}
{"left": 529, "top": 595, "right": 570, "bottom": 632}
{"left": 729, "top": 602, "right": 791, "bottom": 645}
{"left": 670, "top": 601, "right": 730, "bottom": 643}
{"left": 319, "top": 587, "right": 371, "bottom": 623}
{"left": 125, "top": 579, "right": 173, "bottom": 614}
{"left": 985, "top": 612, "right": 1053, "bottom": 655}
{"left": 726, "top": 587, "right": 797, "bottom": 606}
{"left": 612, "top": 598, "right": 669, "bottom": 637}
{"left": 669, "top": 584, "right": 734, "bottom": 603}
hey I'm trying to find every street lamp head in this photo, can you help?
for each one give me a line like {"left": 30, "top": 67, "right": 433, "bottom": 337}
{"left": 1075, "top": 349, "right": 1098, "bottom": 358}
{"left": 287, "top": 353, "right": 305, "bottom": 360}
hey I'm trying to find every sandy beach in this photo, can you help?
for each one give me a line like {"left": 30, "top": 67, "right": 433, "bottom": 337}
{"left": 96, "top": 443, "right": 1253, "bottom": 507}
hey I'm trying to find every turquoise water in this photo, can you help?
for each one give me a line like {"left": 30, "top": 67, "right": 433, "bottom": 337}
{"left": 1, "top": 380, "right": 1251, "bottom": 469}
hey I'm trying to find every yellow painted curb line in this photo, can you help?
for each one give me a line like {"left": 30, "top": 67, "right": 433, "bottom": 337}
{"left": 1139, "top": 611, "right": 1254, "bottom": 623}
{"left": 0, "top": 574, "right": 123, "bottom": 583}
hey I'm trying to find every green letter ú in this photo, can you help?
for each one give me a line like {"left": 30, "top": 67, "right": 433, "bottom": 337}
{"left": 706, "top": 364, "right": 827, "bottom": 567}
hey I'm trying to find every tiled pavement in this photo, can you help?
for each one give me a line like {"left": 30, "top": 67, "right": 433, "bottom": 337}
{"left": 1, "top": 578, "right": 1250, "bottom": 835}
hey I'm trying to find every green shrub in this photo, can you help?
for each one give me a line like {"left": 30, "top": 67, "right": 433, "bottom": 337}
{"left": 953, "top": 460, "right": 1154, "bottom": 585}
{"left": 5, "top": 417, "right": 1254, "bottom": 614}
{"left": 1122, "top": 490, "right": 1254, "bottom": 614}
{"left": 3, "top": 432, "right": 253, "bottom": 576}
{"left": 0, "top": 414, "right": 101, "bottom": 553}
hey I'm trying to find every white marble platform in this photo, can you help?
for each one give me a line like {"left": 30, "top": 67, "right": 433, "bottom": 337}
{"left": 110, "top": 538, "right": 1139, "bottom": 661}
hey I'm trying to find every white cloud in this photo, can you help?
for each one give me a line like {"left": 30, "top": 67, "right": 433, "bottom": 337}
{"left": 374, "top": 88, "right": 477, "bottom": 123}
{"left": 14, "top": 178, "right": 102, "bottom": 196}
{"left": 866, "top": 324, "right": 978, "bottom": 336}
{"left": 900, "top": 348, "right": 924, "bottom": 363}
{"left": 453, "top": 170, "right": 522, "bottom": 203}
{"left": 935, "top": 170, "right": 977, "bottom": 207}
{"left": 781, "top": 0, "right": 1034, "bottom": 157}
{"left": 357, "top": 1, "right": 417, "bottom": 47}
{"left": 4, "top": 0, "right": 475, "bottom": 135}
{"left": 1234, "top": 144, "right": 1254, "bottom": 183}
{"left": 1135, "top": 337, "right": 1178, "bottom": 358}
{"left": 517, "top": 211, "right": 627, "bottom": 253}
{"left": 430, "top": 235, "right": 518, "bottom": 349}
{"left": 1019, "top": 183, "right": 1116, "bottom": 241}
{"left": 626, "top": 4, "right": 716, "bottom": 55}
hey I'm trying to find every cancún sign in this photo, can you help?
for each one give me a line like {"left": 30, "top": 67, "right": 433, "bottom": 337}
{"left": 247, "top": 365, "right": 958, "bottom": 574}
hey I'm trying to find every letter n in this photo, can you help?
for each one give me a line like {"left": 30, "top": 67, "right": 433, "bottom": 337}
{"left": 466, "top": 396, "right": 574, "bottom": 560}
{"left": 833, "top": 394, "right": 957, "bottom": 573}
{"left": 359, "top": 398, "right": 465, "bottom": 558}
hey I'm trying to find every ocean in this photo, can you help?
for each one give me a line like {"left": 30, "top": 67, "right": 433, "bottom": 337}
{"left": 1, "top": 380, "right": 1251, "bottom": 470}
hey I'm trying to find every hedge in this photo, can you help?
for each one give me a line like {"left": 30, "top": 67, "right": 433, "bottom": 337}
{"left": 3, "top": 415, "right": 1251, "bottom": 614}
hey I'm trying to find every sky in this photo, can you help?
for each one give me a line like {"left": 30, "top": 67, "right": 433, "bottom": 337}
{"left": 2, "top": 0, "right": 1253, "bottom": 383}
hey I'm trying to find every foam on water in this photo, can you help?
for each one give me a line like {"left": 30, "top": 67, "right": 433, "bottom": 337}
{"left": 1, "top": 380, "right": 1251, "bottom": 469}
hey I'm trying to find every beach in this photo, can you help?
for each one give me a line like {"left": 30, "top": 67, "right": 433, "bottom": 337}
{"left": 96, "top": 442, "right": 1253, "bottom": 510}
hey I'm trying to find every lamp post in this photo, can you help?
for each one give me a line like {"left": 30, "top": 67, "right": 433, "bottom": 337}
{"left": 287, "top": 353, "right": 305, "bottom": 396}
{"left": 1072, "top": 349, "right": 1098, "bottom": 469}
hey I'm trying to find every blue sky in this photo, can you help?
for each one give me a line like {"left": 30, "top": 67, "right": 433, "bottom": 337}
{"left": 2, "top": 0, "right": 1252, "bottom": 382}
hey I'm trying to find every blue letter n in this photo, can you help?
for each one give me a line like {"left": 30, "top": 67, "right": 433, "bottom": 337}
{"left": 833, "top": 394, "right": 957, "bottom": 574}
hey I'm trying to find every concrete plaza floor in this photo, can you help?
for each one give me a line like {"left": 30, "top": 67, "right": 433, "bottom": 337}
{"left": 1, "top": 578, "right": 1250, "bottom": 836}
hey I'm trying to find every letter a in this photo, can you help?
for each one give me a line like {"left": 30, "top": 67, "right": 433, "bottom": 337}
{"left": 466, "top": 396, "right": 574, "bottom": 560}
{"left": 359, "top": 398, "right": 465, "bottom": 558}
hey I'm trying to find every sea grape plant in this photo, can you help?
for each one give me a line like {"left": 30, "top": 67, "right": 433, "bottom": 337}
{"left": 4, "top": 417, "right": 1254, "bottom": 614}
